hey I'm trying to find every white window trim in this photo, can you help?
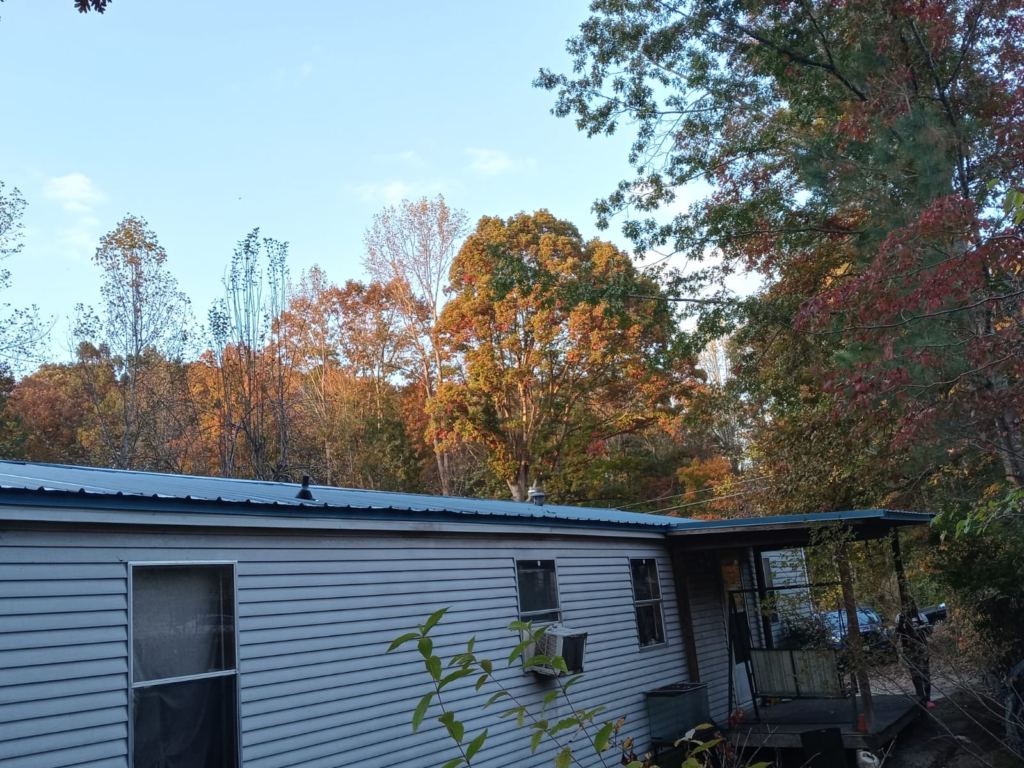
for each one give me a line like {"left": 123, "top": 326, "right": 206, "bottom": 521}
{"left": 127, "top": 561, "right": 242, "bottom": 768}
{"left": 514, "top": 558, "right": 563, "bottom": 624}
{"left": 630, "top": 557, "right": 667, "bottom": 649}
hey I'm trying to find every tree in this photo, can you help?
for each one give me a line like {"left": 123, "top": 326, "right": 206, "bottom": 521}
{"left": 73, "top": 215, "right": 192, "bottom": 470}
{"left": 364, "top": 195, "right": 469, "bottom": 495}
{"left": 207, "top": 229, "right": 293, "bottom": 480}
{"left": 279, "top": 269, "right": 422, "bottom": 490}
{"left": 538, "top": 0, "right": 1024, "bottom": 497}
{"left": 7, "top": 364, "right": 93, "bottom": 465}
{"left": 0, "top": 1, "right": 110, "bottom": 15}
{"left": 0, "top": 182, "right": 46, "bottom": 367}
{"left": 435, "top": 210, "right": 688, "bottom": 502}
{"left": 74, "top": 1, "right": 110, "bottom": 12}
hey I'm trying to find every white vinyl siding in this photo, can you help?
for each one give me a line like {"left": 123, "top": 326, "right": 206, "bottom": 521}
{"left": 0, "top": 560, "right": 129, "bottom": 768}
{"left": 0, "top": 524, "right": 692, "bottom": 768}
{"left": 682, "top": 553, "right": 732, "bottom": 723}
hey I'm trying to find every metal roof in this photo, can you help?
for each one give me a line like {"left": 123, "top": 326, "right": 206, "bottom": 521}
{"left": 668, "top": 509, "right": 935, "bottom": 549}
{"left": 0, "top": 460, "right": 692, "bottom": 531}
{"left": 0, "top": 461, "right": 933, "bottom": 538}
{"left": 669, "top": 509, "right": 934, "bottom": 531}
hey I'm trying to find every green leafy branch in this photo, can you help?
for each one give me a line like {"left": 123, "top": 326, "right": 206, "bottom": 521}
{"left": 388, "top": 609, "right": 646, "bottom": 768}
{"left": 388, "top": 609, "right": 773, "bottom": 768}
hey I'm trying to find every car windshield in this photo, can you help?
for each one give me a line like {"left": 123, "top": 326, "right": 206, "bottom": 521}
{"left": 859, "top": 608, "right": 881, "bottom": 624}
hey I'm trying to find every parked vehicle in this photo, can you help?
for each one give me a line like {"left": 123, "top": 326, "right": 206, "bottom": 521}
{"left": 822, "top": 607, "right": 894, "bottom": 653}
{"left": 920, "top": 602, "right": 948, "bottom": 624}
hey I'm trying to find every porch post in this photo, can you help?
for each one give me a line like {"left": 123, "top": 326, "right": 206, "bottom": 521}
{"left": 752, "top": 548, "right": 776, "bottom": 650}
{"left": 838, "top": 543, "right": 876, "bottom": 734}
{"left": 890, "top": 528, "right": 911, "bottom": 612}
{"left": 669, "top": 546, "right": 702, "bottom": 682}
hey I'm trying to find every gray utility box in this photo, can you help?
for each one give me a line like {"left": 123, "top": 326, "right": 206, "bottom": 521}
{"left": 645, "top": 682, "right": 711, "bottom": 748}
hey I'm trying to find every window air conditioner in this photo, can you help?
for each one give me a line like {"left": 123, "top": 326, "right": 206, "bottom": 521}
{"left": 527, "top": 625, "right": 588, "bottom": 677}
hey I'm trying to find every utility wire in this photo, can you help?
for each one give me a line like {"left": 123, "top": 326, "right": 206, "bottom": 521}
{"left": 618, "top": 475, "right": 767, "bottom": 509}
{"left": 651, "top": 488, "right": 762, "bottom": 515}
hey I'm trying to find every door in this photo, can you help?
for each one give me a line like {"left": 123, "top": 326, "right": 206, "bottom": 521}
{"left": 720, "top": 553, "right": 754, "bottom": 708}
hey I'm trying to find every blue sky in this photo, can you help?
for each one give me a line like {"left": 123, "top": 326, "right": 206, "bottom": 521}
{"left": 0, "top": 1, "right": 703, "bottom": 358}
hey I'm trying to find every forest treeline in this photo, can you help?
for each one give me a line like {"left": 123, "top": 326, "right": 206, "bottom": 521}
{"left": 0, "top": 196, "right": 739, "bottom": 511}
{"left": 14, "top": 0, "right": 1024, "bottom": 716}
{"left": 2, "top": 1, "right": 1023, "bottom": 531}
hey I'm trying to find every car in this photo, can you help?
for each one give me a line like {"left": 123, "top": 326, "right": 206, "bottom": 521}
{"left": 821, "top": 607, "right": 894, "bottom": 653}
{"left": 920, "top": 602, "right": 948, "bottom": 624}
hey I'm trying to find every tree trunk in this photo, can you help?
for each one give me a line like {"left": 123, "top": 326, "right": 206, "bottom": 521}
{"left": 838, "top": 544, "right": 875, "bottom": 734}
{"left": 995, "top": 412, "right": 1024, "bottom": 488}
{"left": 507, "top": 461, "right": 530, "bottom": 503}
{"left": 434, "top": 439, "right": 450, "bottom": 496}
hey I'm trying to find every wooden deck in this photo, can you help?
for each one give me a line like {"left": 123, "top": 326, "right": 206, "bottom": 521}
{"left": 728, "top": 694, "right": 921, "bottom": 751}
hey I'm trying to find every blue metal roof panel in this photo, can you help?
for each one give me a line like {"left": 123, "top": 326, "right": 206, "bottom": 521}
{"left": 0, "top": 460, "right": 692, "bottom": 529}
{"left": 0, "top": 462, "right": 932, "bottom": 534}
{"left": 667, "top": 508, "right": 934, "bottom": 532}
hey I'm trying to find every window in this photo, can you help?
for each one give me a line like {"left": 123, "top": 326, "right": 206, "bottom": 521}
{"left": 516, "top": 560, "right": 561, "bottom": 624}
{"left": 630, "top": 558, "right": 666, "bottom": 647}
{"left": 130, "top": 564, "right": 239, "bottom": 768}
{"left": 761, "top": 555, "right": 780, "bottom": 624}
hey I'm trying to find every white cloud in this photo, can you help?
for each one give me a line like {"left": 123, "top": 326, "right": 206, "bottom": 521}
{"left": 298, "top": 62, "right": 315, "bottom": 77}
{"left": 59, "top": 225, "right": 99, "bottom": 257}
{"left": 465, "top": 148, "right": 517, "bottom": 176}
{"left": 40, "top": 174, "right": 105, "bottom": 261}
{"left": 464, "top": 148, "right": 536, "bottom": 177}
{"left": 355, "top": 177, "right": 464, "bottom": 206}
{"left": 356, "top": 180, "right": 417, "bottom": 206}
{"left": 43, "top": 173, "right": 105, "bottom": 213}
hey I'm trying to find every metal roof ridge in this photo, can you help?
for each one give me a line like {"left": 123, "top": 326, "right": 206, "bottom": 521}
{"left": 0, "top": 459, "right": 682, "bottom": 520}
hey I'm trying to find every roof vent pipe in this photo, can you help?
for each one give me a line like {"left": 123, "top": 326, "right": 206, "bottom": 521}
{"left": 527, "top": 481, "right": 546, "bottom": 507}
{"left": 296, "top": 475, "right": 315, "bottom": 501}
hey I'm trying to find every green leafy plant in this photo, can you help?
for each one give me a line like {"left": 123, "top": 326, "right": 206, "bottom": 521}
{"left": 388, "top": 608, "right": 774, "bottom": 768}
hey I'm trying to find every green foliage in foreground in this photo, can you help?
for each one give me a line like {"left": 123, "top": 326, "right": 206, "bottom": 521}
{"left": 387, "top": 608, "right": 772, "bottom": 768}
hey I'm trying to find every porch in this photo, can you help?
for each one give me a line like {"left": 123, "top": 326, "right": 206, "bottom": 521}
{"left": 666, "top": 509, "right": 932, "bottom": 754}
{"left": 731, "top": 694, "right": 920, "bottom": 751}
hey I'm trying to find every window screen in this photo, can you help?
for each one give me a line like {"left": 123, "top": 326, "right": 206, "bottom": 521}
{"left": 516, "top": 560, "right": 561, "bottom": 624}
{"left": 630, "top": 558, "right": 666, "bottom": 647}
{"left": 131, "top": 564, "right": 238, "bottom": 768}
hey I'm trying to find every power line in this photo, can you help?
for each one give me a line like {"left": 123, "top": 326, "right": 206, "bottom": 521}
{"left": 618, "top": 475, "right": 767, "bottom": 509}
{"left": 652, "top": 488, "right": 762, "bottom": 515}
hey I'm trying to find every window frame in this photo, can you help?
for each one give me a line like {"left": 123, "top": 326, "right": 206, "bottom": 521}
{"left": 760, "top": 555, "right": 780, "bottom": 624}
{"left": 514, "top": 558, "right": 562, "bottom": 625}
{"left": 629, "top": 557, "right": 667, "bottom": 649}
{"left": 127, "top": 561, "right": 242, "bottom": 768}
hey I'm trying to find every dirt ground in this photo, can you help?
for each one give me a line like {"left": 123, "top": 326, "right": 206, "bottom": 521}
{"left": 881, "top": 691, "right": 1021, "bottom": 768}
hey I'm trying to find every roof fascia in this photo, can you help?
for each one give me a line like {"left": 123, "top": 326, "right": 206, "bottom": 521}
{"left": 0, "top": 500, "right": 668, "bottom": 540}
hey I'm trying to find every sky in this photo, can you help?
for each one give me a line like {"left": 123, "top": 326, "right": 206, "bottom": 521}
{"left": 0, "top": 1, "right": 712, "bottom": 360}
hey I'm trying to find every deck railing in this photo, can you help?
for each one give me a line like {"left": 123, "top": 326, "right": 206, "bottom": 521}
{"left": 749, "top": 648, "right": 847, "bottom": 698}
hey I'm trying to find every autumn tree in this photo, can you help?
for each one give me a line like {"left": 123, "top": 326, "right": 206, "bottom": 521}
{"left": 364, "top": 195, "right": 469, "bottom": 495}
{"left": 279, "top": 268, "right": 421, "bottom": 490}
{"left": 207, "top": 229, "right": 293, "bottom": 480}
{"left": 435, "top": 210, "right": 689, "bottom": 502}
{"left": 539, "top": 0, "right": 1024, "bottom": 505}
{"left": 6, "top": 364, "right": 93, "bottom": 464}
{"left": 72, "top": 215, "right": 193, "bottom": 470}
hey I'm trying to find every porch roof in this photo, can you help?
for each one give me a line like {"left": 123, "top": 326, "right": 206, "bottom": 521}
{"left": 667, "top": 509, "right": 933, "bottom": 550}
